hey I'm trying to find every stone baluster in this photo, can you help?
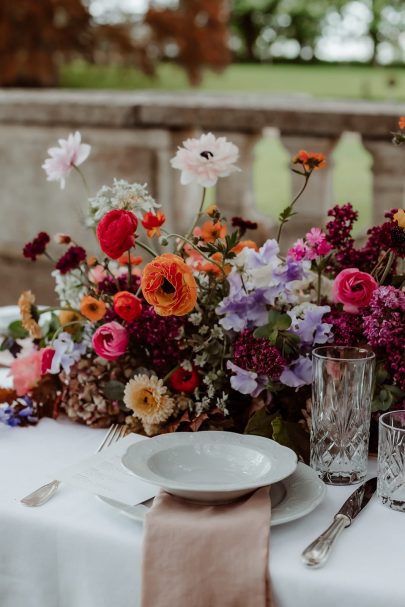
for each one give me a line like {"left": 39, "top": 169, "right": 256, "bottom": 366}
{"left": 279, "top": 135, "right": 337, "bottom": 250}
{"left": 363, "top": 140, "right": 405, "bottom": 223}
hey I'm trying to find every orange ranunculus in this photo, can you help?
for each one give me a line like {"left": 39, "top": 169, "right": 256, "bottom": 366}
{"left": 231, "top": 240, "right": 259, "bottom": 255}
{"left": 117, "top": 252, "right": 143, "bottom": 266}
{"left": 399, "top": 117, "right": 405, "bottom": 129}
{"left": 141, "top": 253, "right": 197, "bottom": 316}
{"left": 80, "top": 296, "right": 107, "bottom": 322}
{"left": 113, "top": 291, "right": 142, "bottom": 322}
{"left": 141, "top": 211, "right": 166, "bottom": 238}
{"left": 293, "top": 150, "right": 326, "bottom": 171}
{"left": 200, "top": 220, "right": 227, "bottom": 243}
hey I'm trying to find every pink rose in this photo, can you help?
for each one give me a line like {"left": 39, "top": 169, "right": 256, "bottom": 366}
{"left": 10, "top": 351, "right": 42, "bottom": 396}
{"left": 92, "top": 321, "right": 129, "bottom": 360}
{"left": 332, "top": 268, "right": 377, "bottom": 313}
{"left": 40, "top": 347, "right": 56, "bottom": 375}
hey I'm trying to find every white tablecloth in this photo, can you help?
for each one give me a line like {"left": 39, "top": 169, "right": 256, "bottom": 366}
{"left": 0, "top": 417, "right": 404, "bottom": 607}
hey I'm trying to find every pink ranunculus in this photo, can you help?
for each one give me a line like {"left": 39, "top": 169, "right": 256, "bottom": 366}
{"left": 170, "top": 133, "right": 240, "bottom": 187}
{"left": 92, "top": 321, "right": 129, "bottom": 361}
{"left": 332, "top": 268, "right": 378, "bottom": 313}
{"left": 42, "top": 131, "right": 91, "bottom": 190}
{"left": 10, "top": 352, "right": 42, "bottom": 396}
{"left": 40, "top": 347, "right": 56, "bottom": 375}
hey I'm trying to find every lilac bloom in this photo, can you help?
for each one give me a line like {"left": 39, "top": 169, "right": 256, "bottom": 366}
{"left": 227, "top": 361, "right": 267, "bottom": 397}
{"left": 280, "top": 356, "right": 313, "bottom": 388}
{"left": 288, "top": 303, "right": 332, "bottom": 345}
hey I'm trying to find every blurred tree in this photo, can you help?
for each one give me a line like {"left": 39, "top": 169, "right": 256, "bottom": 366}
{"left": 0, "top": 0, "right": 151, "bottom": 87}
{"left": 145, "top": 0, "right": 231, "bottom": 84}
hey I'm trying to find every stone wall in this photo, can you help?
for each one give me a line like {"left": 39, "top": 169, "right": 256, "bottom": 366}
{"left": 0, "top": 90, "right": 404, "bottom": 305}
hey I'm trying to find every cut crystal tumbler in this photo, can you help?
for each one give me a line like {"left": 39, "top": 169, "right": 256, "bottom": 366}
{"left": 378, "top": 410, "right": 405, "bottom": 512}
{"left": 311, "top": 346, "right": 375, "bottom": 485}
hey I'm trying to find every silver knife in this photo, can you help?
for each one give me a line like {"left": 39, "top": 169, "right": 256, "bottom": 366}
{"left": 301, "top": 477, "right": 377, "bottom": 568}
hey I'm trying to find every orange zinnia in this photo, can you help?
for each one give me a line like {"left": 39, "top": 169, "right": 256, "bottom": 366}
{"left": 80, "top": 295, "right": 107, "bottom": 322}
{"left": 231, "top": 240, "right": 259, "bottom": 255}
{"left": 399, "top": 117, "right": 405, "bottom": 130}
{"left": 200, "top": 220, "right": 227, "bottom": 243}
{"left": 117, "top": 252, "right": 143, "bottom": 266}
{"left": 141, "top": 253, "right": 197, "bottom": 316}
{"left": 293, "top": 150, "right": 326, "bottom": 172}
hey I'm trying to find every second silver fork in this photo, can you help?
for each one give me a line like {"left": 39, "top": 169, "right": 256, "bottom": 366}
{"left": 20, "top": 423, "right": 128, "bottom": 507}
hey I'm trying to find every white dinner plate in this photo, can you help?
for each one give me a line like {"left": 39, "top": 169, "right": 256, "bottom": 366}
{"left": 121, "top": 431, "right": 297, "bottom": 503}
{"left": 98, "top": 462, "right": 325, "bottom": 526}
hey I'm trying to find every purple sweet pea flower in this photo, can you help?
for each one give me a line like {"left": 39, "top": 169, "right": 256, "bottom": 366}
{"left": 280, "top": 356, "right": 313, "bottom": 388}
{"left": 216, "top": 273, "right": 269, "bottom": 332}
{"left": 288, "top": 303, "right": 332, "bottom": 345}
{"left": 227, "top": 361, "right": 267, "bottom": 397}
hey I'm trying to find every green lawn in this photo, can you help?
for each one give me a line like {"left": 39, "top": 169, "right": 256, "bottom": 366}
{"left": 60, "top": 61, "right": 405, "bottom": 101}
{"left": 61, "top": 61, "right": 396, "bottom": 233}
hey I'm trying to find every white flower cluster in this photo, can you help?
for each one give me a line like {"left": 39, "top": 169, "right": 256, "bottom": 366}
{"left": 86, "top": 179, "right": 159, "bottom": 227}
{"left": 52, "top": 270, "right": 87, "bottom": 308}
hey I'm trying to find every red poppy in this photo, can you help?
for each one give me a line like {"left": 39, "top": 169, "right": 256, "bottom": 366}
{"left": 141, "top": 211, "right": 166, "bottom": 238}
{"left": 170, "top": 366, "right": 200, "bottom": 393}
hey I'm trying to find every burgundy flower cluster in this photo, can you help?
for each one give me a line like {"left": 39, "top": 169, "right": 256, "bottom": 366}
{"left": 23, "top": 232, "right": 50, "bottom": 261}
{"left": 233, "top": 330, "right": 286, "bottom": 380}
{"left": 55, "top": 246, "right": 86, "bottom": 274}
{"left": 127, "top": 306, "right": 186, "bottom": 373}
{"left": 322, "top": 310, "right": 364, "bottom": 346}
{"left": 363, "top": 286, "right": 405, "bottom": 390}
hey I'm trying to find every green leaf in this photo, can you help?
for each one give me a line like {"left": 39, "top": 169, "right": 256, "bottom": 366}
{"left": 103, "top": 380, "right": 125, "bottom": 401}
{"left": 8, "top": 320, "right": 28, "bottom": 339}
{"left": 244, "top": 408, "right": 277, "bottom": 439}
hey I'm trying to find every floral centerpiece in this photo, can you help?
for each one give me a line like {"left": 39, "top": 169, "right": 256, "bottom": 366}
{"left": 1, "top": 124, "right": 404, "bottom": 460}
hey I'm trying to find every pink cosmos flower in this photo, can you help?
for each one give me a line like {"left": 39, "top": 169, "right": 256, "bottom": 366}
{"left": 170, "top": 133, "right": 240, "bottom": 187}
{"left": 92, "top": 321, "right": 129, "bottom": 361}
{"left": 10, "top": 351, "right": 42, "bottom": 396}
{"left": 305, "top": 228, "right": 332, "bottom": 258}
{"left": 332, "top": 268, "right": 378, "bottom": 313}
{"left": 42, "top": 131, "right": 91, "bottom": 189}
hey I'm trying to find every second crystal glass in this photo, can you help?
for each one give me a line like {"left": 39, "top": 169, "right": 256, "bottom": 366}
{"left": 311, "top": 346, "right": 375, "bottom": 485}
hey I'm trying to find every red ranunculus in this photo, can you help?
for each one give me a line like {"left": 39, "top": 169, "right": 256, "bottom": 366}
{"left": 96, "top": 210, "right": 138, "bottom": 259}
{"left": 170, "top": 366, "right": 200, "bottom": 393}
{"left": 113, "top": 291, "right": 143, "bottom": 322}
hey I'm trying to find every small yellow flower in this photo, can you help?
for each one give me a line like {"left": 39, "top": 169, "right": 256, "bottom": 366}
{"left": 123, "top": 374, "right": 175, "bottom": 435}
{"left": 393, "top": 209, "right": 405, "bottom": 230}
{"left": 18, "top": 291, "right": 42, "bottom": 339}
{"left": 59, "top": 310, "right": 82, "bottom": 335}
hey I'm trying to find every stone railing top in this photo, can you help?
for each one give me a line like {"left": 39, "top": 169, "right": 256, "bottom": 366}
{"left": 1, "top": 89, "right": 404, "bottom": 139}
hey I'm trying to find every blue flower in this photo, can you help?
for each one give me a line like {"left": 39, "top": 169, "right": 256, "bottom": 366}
{"left": 227, "top": 361, "right": 267, "bottom": 397}
{"left": 280, "top": 356, "right": 313, "bottom": 388}
{"left": 288, "top": 303, "right": 332, "bottom": 346}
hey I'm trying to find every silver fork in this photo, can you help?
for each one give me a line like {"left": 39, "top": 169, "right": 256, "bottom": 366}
{"left": 20, "top": 423, "right": 128, "bottom": 507}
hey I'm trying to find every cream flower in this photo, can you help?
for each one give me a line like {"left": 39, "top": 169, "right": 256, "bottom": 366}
{"left": 42, "top": 131, "right": 91, "bottom": 189}
{"left": 123, "top": 374, "right": 175, "bottom": 434}
{"left": 170, "top": 133, "right": 240, "bottom": 187}
{"left": 18, "top": 291, "right": 42, "bottom": 339}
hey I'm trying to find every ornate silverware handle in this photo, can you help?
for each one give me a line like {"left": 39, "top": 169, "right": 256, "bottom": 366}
{"left": 301, "top": 513, "right": 351, "bottom": 568}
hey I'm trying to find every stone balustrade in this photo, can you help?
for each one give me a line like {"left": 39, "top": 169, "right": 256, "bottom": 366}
{"left": 0, "top": 90, "right": 403, "bottom": 305}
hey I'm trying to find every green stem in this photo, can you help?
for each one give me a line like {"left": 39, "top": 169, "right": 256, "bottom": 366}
{"left": 276, "top": 174, "right": 310, "bottom": 244}
{"left": 178, "top": 187, "right": 207, "bottom": 253}
{"left": 136, "top": 240, "right": 159, "bottom": 258}
{"left": 162, "top": 365, "right": 179, "bottom": 384}
{"left": 165, "top": 233, "right": 226, "bottom": 277}
{"left": 51, "top": 319, "right": 85, "bottom": 343}
{"left": 38, "top": 306, "right": 79, "bottom": 315}
{"left": 127, "top": 248, "right": 132, "bottom": 290}
{"left": 73, "top": 165, "right": 90, "bottom": 198}
{"left": 379, "top": 251, "right": 395, "bottom": 285}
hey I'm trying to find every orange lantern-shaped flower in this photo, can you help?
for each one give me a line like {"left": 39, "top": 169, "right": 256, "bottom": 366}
{"left": 141, "top": 253, "right": 197, "bottom": 316}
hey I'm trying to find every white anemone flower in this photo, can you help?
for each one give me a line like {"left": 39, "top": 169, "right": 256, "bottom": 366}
{"left": 42, "top": 131, "right": 91, "bottom": 189}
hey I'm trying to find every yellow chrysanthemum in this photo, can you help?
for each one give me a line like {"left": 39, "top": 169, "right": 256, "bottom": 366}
{"left": 123, "top": 374, "right": 175, "bottom": 435}
{"left": 18, "top": 291, "right": 42, "bottom": 339}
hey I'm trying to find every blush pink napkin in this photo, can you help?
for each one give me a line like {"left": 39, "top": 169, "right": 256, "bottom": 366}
{"left": 141, "top": 487, "right": 273, "bottom": 607}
